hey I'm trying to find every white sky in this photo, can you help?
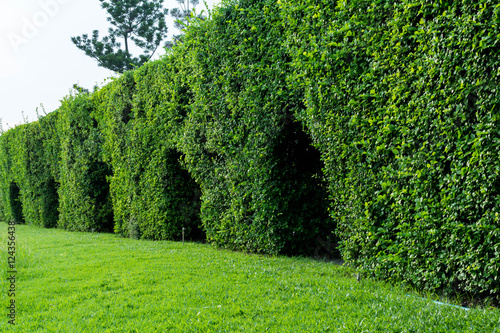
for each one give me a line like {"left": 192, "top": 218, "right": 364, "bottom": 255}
{"left": 0, "top": 0, "right": 219, "bottom": 130}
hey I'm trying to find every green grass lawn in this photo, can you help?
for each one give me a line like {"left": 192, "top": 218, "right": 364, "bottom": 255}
{"left": 0, "top": 223, "right": 499, "bottom": 332}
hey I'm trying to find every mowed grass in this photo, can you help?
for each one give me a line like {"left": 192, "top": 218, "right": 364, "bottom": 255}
{"left": 0, "top": 223, "right": 499, "bottom": 332}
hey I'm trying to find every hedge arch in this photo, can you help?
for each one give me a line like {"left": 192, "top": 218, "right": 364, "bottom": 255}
{"left": 273, "top": 119, "right": 336, "bottom": 256}
{"left": 58, "top": 92, "right": 114, "bottom": 232}
{"left": 8, "top": 181, "right": 24, "bottom": 224}
{"left": 282, "top": 0, "right": 500, "bottom": 299}
{"left": 178, "top": 0, "right": 336, "bottom": 255}
{"left": 0, "top": 130, "right": 13, "bottom": 222}
{"left": 94, "top": 60, "right": 203, "bottom": 241}
{"left": 0, "top": 125, "right": 26, "bottom": 223}
{"left": 20, "top": 114, "right": 60, "bottom": 227}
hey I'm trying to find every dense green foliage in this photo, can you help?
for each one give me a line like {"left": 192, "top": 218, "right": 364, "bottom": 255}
{"left": 57, "top": 93, "right": 114, "bottom": 232}
{"left": 0, "top": 125, "right": 29, "bottom": 224}
{"left": 282, "top": 0, "right": 500, "bottom": 298}
{"left": 1, "top": 0, "right": 499, "bottom": 302}
{"left": 0, "top": 113, "right": 60, "bottom": 227}
{"left": 94, "top": 62, "right": 202, "bottom": 241}
{"left": 0, "top": 128, "right": 20, "bottom": 223}
{"left": 178, "top": 0, "right": 333, "bottom": 255}
{"left": 18, "top": 114, "right": 60, "bottom": 227}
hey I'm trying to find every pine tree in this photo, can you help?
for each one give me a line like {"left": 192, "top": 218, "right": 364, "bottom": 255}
{"left": 72, "top": 0, "right": 168, "bottom": 73}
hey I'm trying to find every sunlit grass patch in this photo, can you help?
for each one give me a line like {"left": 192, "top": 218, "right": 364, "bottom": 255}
{"left": 0, "top": 223, "right": 499, "bottom": 332}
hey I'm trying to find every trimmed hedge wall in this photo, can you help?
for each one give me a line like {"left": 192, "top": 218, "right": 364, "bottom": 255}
{"left": 0, "top": 125, "right": 26, "bottom": 224}
{"left": 94, "top": 60, "right": 202, "bottom": 241}
{"left": 19, "top": 112, "right": 60, "bottom": 227}
{"left": 0, "top": 112, "right": 59, "bottom": 227}
{"left": 0, "top": 113, "right": 59, "bottom": 227}
{"left": 178, "top": 0, "right": 334, "bottom": 255}
{"left": 57, "top": 92, "right": 113, "bottom": 232}
{"left": 0, "top": 128, "right": 15, "bottom": 222}
{"left": 282, "top": 0, "right": 500, "bottom": 297}
{"left": 1, "top": 0, "right": 498, "bottom": 301}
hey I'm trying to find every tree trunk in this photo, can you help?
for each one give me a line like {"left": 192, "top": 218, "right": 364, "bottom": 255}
{"left": 124, "top": 32, "right": 129, "bottom": 56}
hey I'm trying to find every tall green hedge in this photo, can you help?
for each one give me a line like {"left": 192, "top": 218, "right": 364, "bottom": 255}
{"left": 282, "top": 0, "right": 500, "bottom": 298}
{"left": 57, "top": 92, "right": 113, "bottom": 232}
{"left": 94, "top": 60, "right": 202, "bottom": 241}
{"left": 0, "top": 128, "right": 14, "bottom": 222}
{"left": 0, "top": 125, "right": 26, "bottom": 223}
{"left": 18, "top": 113, "right": 60, "bottom": 227}
{"left": 1, "top": 0, "right": 498, "bottom": 301}
{"left": 0, "top": 113, "right": 60, "bottom": 226}
{"left": 178, "top": 0, "right": 334, "bottom": 255}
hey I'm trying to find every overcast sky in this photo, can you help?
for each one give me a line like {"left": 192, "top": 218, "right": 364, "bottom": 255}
{"left": 0, "top": 0, "right": 220, "bottom": 130}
